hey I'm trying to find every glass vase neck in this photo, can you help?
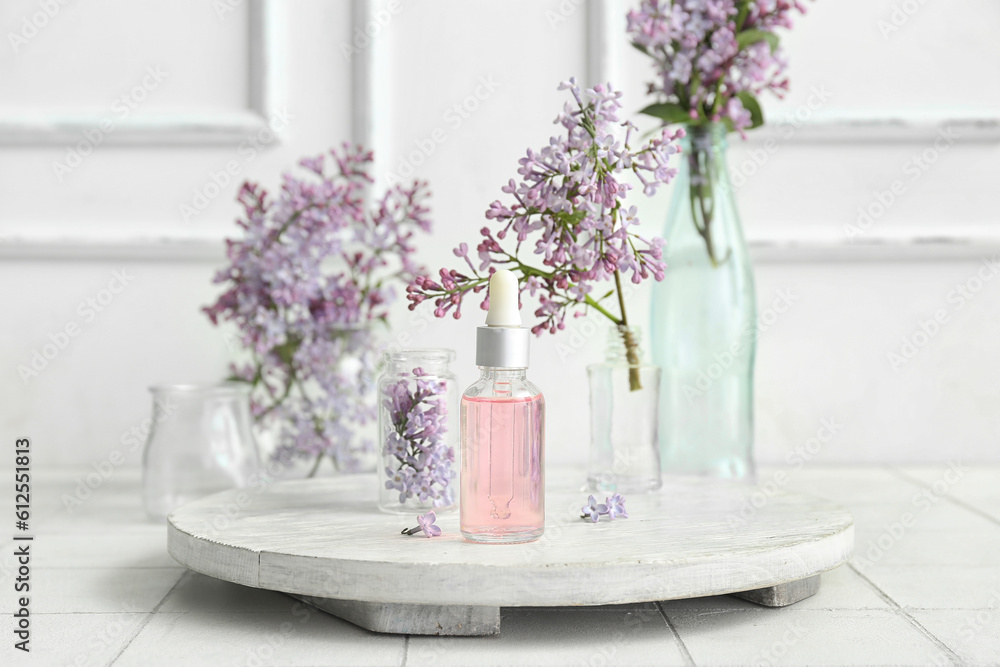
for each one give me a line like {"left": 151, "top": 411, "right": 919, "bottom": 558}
{"left": 682, "top": 123, "right": 729, "bottom": 152}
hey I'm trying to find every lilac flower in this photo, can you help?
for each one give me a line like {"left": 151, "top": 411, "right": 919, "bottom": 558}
{"left": 417, "top": 512, "right": 441, "bottom": 537}
{"left": 628, "top": 0, "right": 809, "bottom": 134}
{"left": 581, "top": 493, "right": 630, "bottom": 522}
{"left": 402, "top": 511, "right": 442, "bottom": 538}
{"left": 581, "top": 495, "right": 607, "bottom": 523}
{"left": 203, "top": 144, "right": 432, "bottom": 473}
{"left": 605, "top": 494, "right": 629, "bottom": 520}
{"left": 407, "top": 81, "right": 681, "bottom": 390}
{"left": 382, "top": 367, "right": 455, "bottom": 507}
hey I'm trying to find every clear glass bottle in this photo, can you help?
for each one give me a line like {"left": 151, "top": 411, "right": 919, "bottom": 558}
{"left": 650, "top": 123, "right": 757, "bottom": 479}
{"left": 460, "top": 270, "right": 545, "bottom": 544}
{"left": 142, "top": 383, "right": 260, "bottom": 521}
{"left": 587, "top": 325, "right": 662, "bottom": 493}
{"left": 377, "top": 349, "right": 459, "bottom": 514}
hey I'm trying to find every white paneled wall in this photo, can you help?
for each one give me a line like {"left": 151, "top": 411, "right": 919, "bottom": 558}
{"left": 2, "top": 0, "right": 998, "bottom": 470}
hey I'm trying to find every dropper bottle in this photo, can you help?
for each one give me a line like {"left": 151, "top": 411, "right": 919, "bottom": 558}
{"left": 460, "top": 270, "right": 545, "bottom": 544}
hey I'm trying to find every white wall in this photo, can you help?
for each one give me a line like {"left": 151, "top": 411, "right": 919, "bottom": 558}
{"left": 2, "top": 0, "right": 998, "bottom": 470}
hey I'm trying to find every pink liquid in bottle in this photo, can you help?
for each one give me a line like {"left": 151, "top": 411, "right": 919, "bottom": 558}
{"left": 461, "top": 390, "right": 544, "bottom": 543}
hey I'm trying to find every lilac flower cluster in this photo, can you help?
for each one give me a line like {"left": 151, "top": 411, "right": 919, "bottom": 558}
{"left": 581, "top": 494, "right": 630, "bottom": 523}
{"left": 203, "top": 145, "right": 431, "bottom": 473}
{"left": 383, "top": 368, "right": 455, "bottom": 507}
{"left": 628, "top": 0, "right": 809, "bottom": 134}
{"left": 407, "top": 80, "right": 681, "bottom": 389}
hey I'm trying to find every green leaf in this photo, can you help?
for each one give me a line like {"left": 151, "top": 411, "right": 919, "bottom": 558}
{"left": 272, "top": 338, "right": 300, "bottom": 366}
{"left": 735, "top": 0, "right": 750, "bottom": 30}
{"left": 735, "top": 91, "right": 764, "bottom": 129}
{"left": 553, "top": 209, "right": 587, "bottom": 229}
{"left": 736, "top": 29, "right": 779, "bottom": 53}
{"left": 639, "top": 102, "right": 691, "bottom": 125}
{"left": 630, "top": 41, "right": 650, "bottom": 56}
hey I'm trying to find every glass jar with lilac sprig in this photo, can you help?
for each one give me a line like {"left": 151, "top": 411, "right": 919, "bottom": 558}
{"left": 377, "top": 350, "right": 459, "bottom": 514}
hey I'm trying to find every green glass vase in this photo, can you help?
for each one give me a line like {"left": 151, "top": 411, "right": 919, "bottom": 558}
{"left": 650, "top": 123, "right": 757, "bottom": 479}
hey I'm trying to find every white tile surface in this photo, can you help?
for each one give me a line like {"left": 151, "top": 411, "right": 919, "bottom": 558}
{"left": 665, "top": 608, "right": 951, "bottom": 666}
{"left": 912, "top": 609, "right": 1000, "bottom": 666}
{"left": 851, "top": 528, "right": 1000, "bottom": 567}
{"left": 407, "top": 605, "right": 687, "bottom": 667}
{"left": 849, "top": 498, "right": 1000, "bottom": 533}
{"left": 0, "top": 567, "right": 182, "bottom": 614}
{"left": 30, "top": 530, "right": 178, "bottom": 569}
{"left": 0, "top": 613, "right": 148, "bottom": 667}
{"left": 862, "top": 565, "right": 1000, "bottom": 610}
{"left": 113, "top": 610, "right": 405, "bottom": 667}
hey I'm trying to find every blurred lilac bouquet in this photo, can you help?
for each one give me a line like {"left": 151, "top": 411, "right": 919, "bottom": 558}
{"left": 407, "top": 79, "right": 683, "bottom": 390}
{"left": 382, "top": 368, "right": 455, "bottom": 507}
{"left": 204, "top": 145, "right": 431, "bottom": 474}
{"left": 628, "top": 0, "right": 808, "bottom": 134}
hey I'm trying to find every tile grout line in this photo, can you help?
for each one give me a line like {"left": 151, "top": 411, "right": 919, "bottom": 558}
{"left": 655, "top": 601, "right": 697, "bottom": 667}
{"left": 104, "top": 570, "right": 190, "bottom": 667}
{"left": 890, "top": 466, "right": 1000, "bottom": 529}
{"left": 400, "top": 635, "right": 409, "bottom": 667}
{"left": 847, "top": 563, "right": 963, "bottom": 665}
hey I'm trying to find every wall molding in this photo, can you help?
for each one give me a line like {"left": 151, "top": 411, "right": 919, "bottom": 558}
{"left": 0, "top": 0, "right": 282, "bottom": 146}
{"left": 3, "top": 228, "right": 998, "bottom": 263}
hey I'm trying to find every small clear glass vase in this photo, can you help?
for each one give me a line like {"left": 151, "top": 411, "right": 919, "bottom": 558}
{"left": 650, "top": 123, "right": 757, "bottom": 479}
{"left": 377, "top": 349, "right": 459, "bottom": 514}
{"left": 587, "top": 326, "right": 662, "bottom": 493}
{"left": 142, "top": 383, "right": 260, "bottom": 521}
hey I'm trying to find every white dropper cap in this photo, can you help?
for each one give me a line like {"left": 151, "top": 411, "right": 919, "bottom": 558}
{"left": 485, "top": 270, "right": 521, "bottom": 327}
{"left": 475, "top": 270, "right": 530, "bottom": 368}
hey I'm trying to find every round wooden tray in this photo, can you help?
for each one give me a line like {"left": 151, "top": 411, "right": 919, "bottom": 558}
{"left": 167, "top": 471, "right": 853, "bottom": 636}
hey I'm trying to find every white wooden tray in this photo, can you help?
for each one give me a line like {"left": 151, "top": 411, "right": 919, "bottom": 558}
{"left": 167, "top": 472, "right": 853, "bottom": 636}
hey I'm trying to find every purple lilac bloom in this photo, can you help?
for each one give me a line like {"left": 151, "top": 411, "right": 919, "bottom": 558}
{"left": 605, "top": 493, "right": 629, "bottom": 519}
{"left": 581, "top": 495, "right": 606, "bottom": 523}
{"left": 416, "top": 511, "right": 442, "bottom": 537}
{"left": 383, "top": 368, "right": 455, "bottom": 507}
{"left": 627, "top": 0, "right": 809, "bottom": 135}
{"left": 204, "top": 144, "right": 432, "bottom": 473}
{"left": 406, "top": 80, "right": 682, "bottom": 338}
